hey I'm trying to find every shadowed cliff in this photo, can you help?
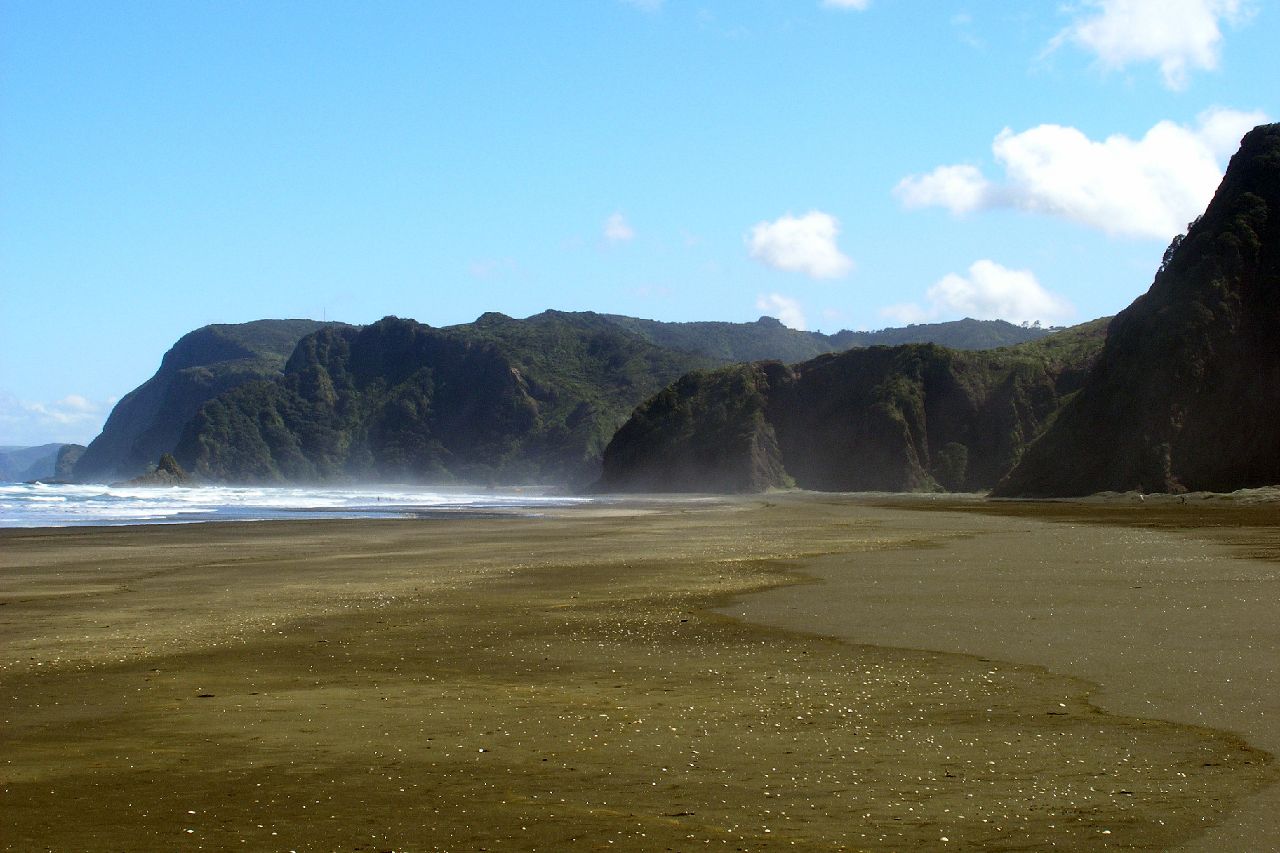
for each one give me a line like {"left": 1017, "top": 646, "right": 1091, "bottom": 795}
{"left": 599, "top": 321, "right": 1106, "bottom": 493}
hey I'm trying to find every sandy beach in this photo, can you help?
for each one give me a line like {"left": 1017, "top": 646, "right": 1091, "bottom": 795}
{"left": 2, "top": 494, "right": 1276, "bottom": 851}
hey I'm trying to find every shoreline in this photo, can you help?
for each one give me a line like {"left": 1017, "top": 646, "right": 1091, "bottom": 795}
{"left": 2, "top": 495, "right": 1276, "bottom": 850}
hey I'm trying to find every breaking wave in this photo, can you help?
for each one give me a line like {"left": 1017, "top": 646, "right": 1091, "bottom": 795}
{"left": 0, "top": 482, "right": 591, "bottom": 528}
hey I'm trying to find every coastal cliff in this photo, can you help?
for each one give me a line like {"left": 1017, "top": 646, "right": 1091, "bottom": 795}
{"left": 73, "top": 320, "right": 340, "bottom": 483}
{"left": 995, "top": 123, "right": 1280, "bottom": 496}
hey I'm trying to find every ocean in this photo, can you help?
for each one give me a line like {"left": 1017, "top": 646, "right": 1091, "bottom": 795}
{"left": 0, "top": 482, "right": 592, "bottom": 528}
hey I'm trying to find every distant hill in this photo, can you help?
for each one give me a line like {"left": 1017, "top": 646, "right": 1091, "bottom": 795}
{"left": 73, "top": 319, "right": 344, "bottom": 482}
{"left": 601, "top": 313, "right": 1052, "bottom": 361}
{"left": 830, "top": 318, "right": 1056, "bottom": 351}
{"left": 173, "top": 313, "right": 713, "bottom": 485}
{"left": 74, "top": 312, "right": 1057, "bottom": 486}
{"left": 995, "top": 123, "right": 1280, "bottom": 496}
{"left": 0, "top": 443, "right": 85, "bottom": 482}
{"left": 598, "top": 319, "right": 1108, "bottom": 494}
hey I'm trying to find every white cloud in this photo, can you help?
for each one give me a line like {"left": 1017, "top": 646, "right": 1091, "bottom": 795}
{"left": 895, "top": 108, "right": 1268, "bottom": 239}
{"left": 747, "top": 211, "right": 854, "bottom": 279}
{"left": 894, "top": 164, "right": 992, "bottom": 214}
{"left": 822, "top": 0, "right": 871, "bottom": 10}
{"left": 603, "top": 212, "right": 635, "bottom": 244}
{"left": 1055, "top": 0, "right": 1253, "bottom": 90}
{"left": 882, "top": 260, "right": 1073, "bottom": 326}
{"left": 1196, "top": 105, "right": 1269, "bottom": 157}
{"left": 0, "top": 391, "right": 111, "bottom": 446}
{"left": 756, "top": 293, "right": 808, "bottom": 330}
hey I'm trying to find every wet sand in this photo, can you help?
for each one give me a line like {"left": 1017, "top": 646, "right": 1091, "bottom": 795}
{"left": 1, "top": 494, "right": 1276, "bottom": 851}
{"left": 726, "top": 494, "right": 1280, "bottom": 851}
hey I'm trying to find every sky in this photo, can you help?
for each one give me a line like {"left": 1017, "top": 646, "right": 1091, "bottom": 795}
{"left": 1, "top": 0, "right": 1277, "bottom": 446}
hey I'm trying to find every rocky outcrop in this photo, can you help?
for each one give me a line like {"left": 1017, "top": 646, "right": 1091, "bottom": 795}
{"left": 122, "top": 453, "right": 192, "bottom": 487}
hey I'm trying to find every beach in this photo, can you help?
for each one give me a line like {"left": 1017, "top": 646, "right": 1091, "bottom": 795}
{"left": 2, "top": 494, "right": 1276, "bottom": 851}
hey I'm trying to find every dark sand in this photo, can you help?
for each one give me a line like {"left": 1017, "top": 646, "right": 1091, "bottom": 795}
{"left": 1, "top": 494, "right": 1276, "bottom": 851}
{"left": 725, "top": 493, "right": 1280, "bottom": 851}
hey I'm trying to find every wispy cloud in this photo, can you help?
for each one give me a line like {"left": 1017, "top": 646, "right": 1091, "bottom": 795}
{"left": 1051, "top": 0, "right": 1254, "bottom": 90}
{"left": 821, "top": 0, "right": 871, "bottom": 10}
{"left": 747, "top": 211, "right": 853, "bottom": 279}
{"left": 0, "top": 391, "right": 113, "bottom": 446}
{"left": 756, "top": 293, "right": 808, "bottom": 330}
{"left": 882, "top": 260, "right": 1073, "bottom": 326}
{"left": 894, "top": 108, "right": 1268, "bottom": 239}
{"left": 603, "top": 212, "right": 636, "bottom": 244}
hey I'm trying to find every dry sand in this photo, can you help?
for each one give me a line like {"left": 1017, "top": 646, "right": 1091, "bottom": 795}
{"left": 1, "top": 494, "right": 1276, "bottom": 851}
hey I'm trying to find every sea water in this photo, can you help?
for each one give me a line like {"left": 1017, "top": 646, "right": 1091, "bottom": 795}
{"left": 0, "top": 481, "right": 592, "bottom": 528}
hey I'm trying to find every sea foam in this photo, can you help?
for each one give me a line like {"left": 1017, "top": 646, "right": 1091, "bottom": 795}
{"left": 0, "top": 482, "right": 590, "bottom": 528}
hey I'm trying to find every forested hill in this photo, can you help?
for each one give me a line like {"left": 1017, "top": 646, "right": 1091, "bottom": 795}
{"left": 173, "top": 313, "right": 714, "bottom": 485}
{"left": 600, "top": 313, "right": 1052, "bottom": 362}
{"left": 73, "top": 311, "right": 1054, "bottom": 485}
{"left": 597, "top": 319, "right": 1108, "bottom": 494}
{"left": 73, "top": 320, "right": 343, "bottom": 482}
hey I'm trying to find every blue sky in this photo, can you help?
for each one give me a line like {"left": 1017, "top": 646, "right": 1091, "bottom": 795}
{"left": 2, "top": 0, "right": 1276, "bottom": 445}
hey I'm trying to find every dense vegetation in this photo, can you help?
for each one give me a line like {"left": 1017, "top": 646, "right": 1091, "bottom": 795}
{"left": 828, "top": 318, "right": 1059, "bottom": 351}
{"left": 996, "top": 123, "right": 1280, "bottom": 496}
{"left": 75, "top": 311, "right": 1056, "bottom": 486}
{"left": 174, "top": 313, "right": 714, "bottom": 485}
{"left": 73, "top": 320, "right": 340, "bottom": 482}
{"left": 603, "top": 313, "right": 1052, "bottom": 361}
{"left": 599, "top": 321, "right": 1108, "bottom": 493}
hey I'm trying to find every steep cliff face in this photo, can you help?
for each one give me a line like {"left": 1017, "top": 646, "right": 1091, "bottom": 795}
{"left": 995, "top": 124, "right": 1280, "bottom": 497}
{"left": 73, "top": 320, "right": 338, "bottom": 482}
{"left": 175, "top": 314, "right": 713, "bottom": 485}
{"left": 598, "top": 323, "right": 1105, "bottom": 493}
{"left": 52, "top": 444, "right": 85, "bottom": 481}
